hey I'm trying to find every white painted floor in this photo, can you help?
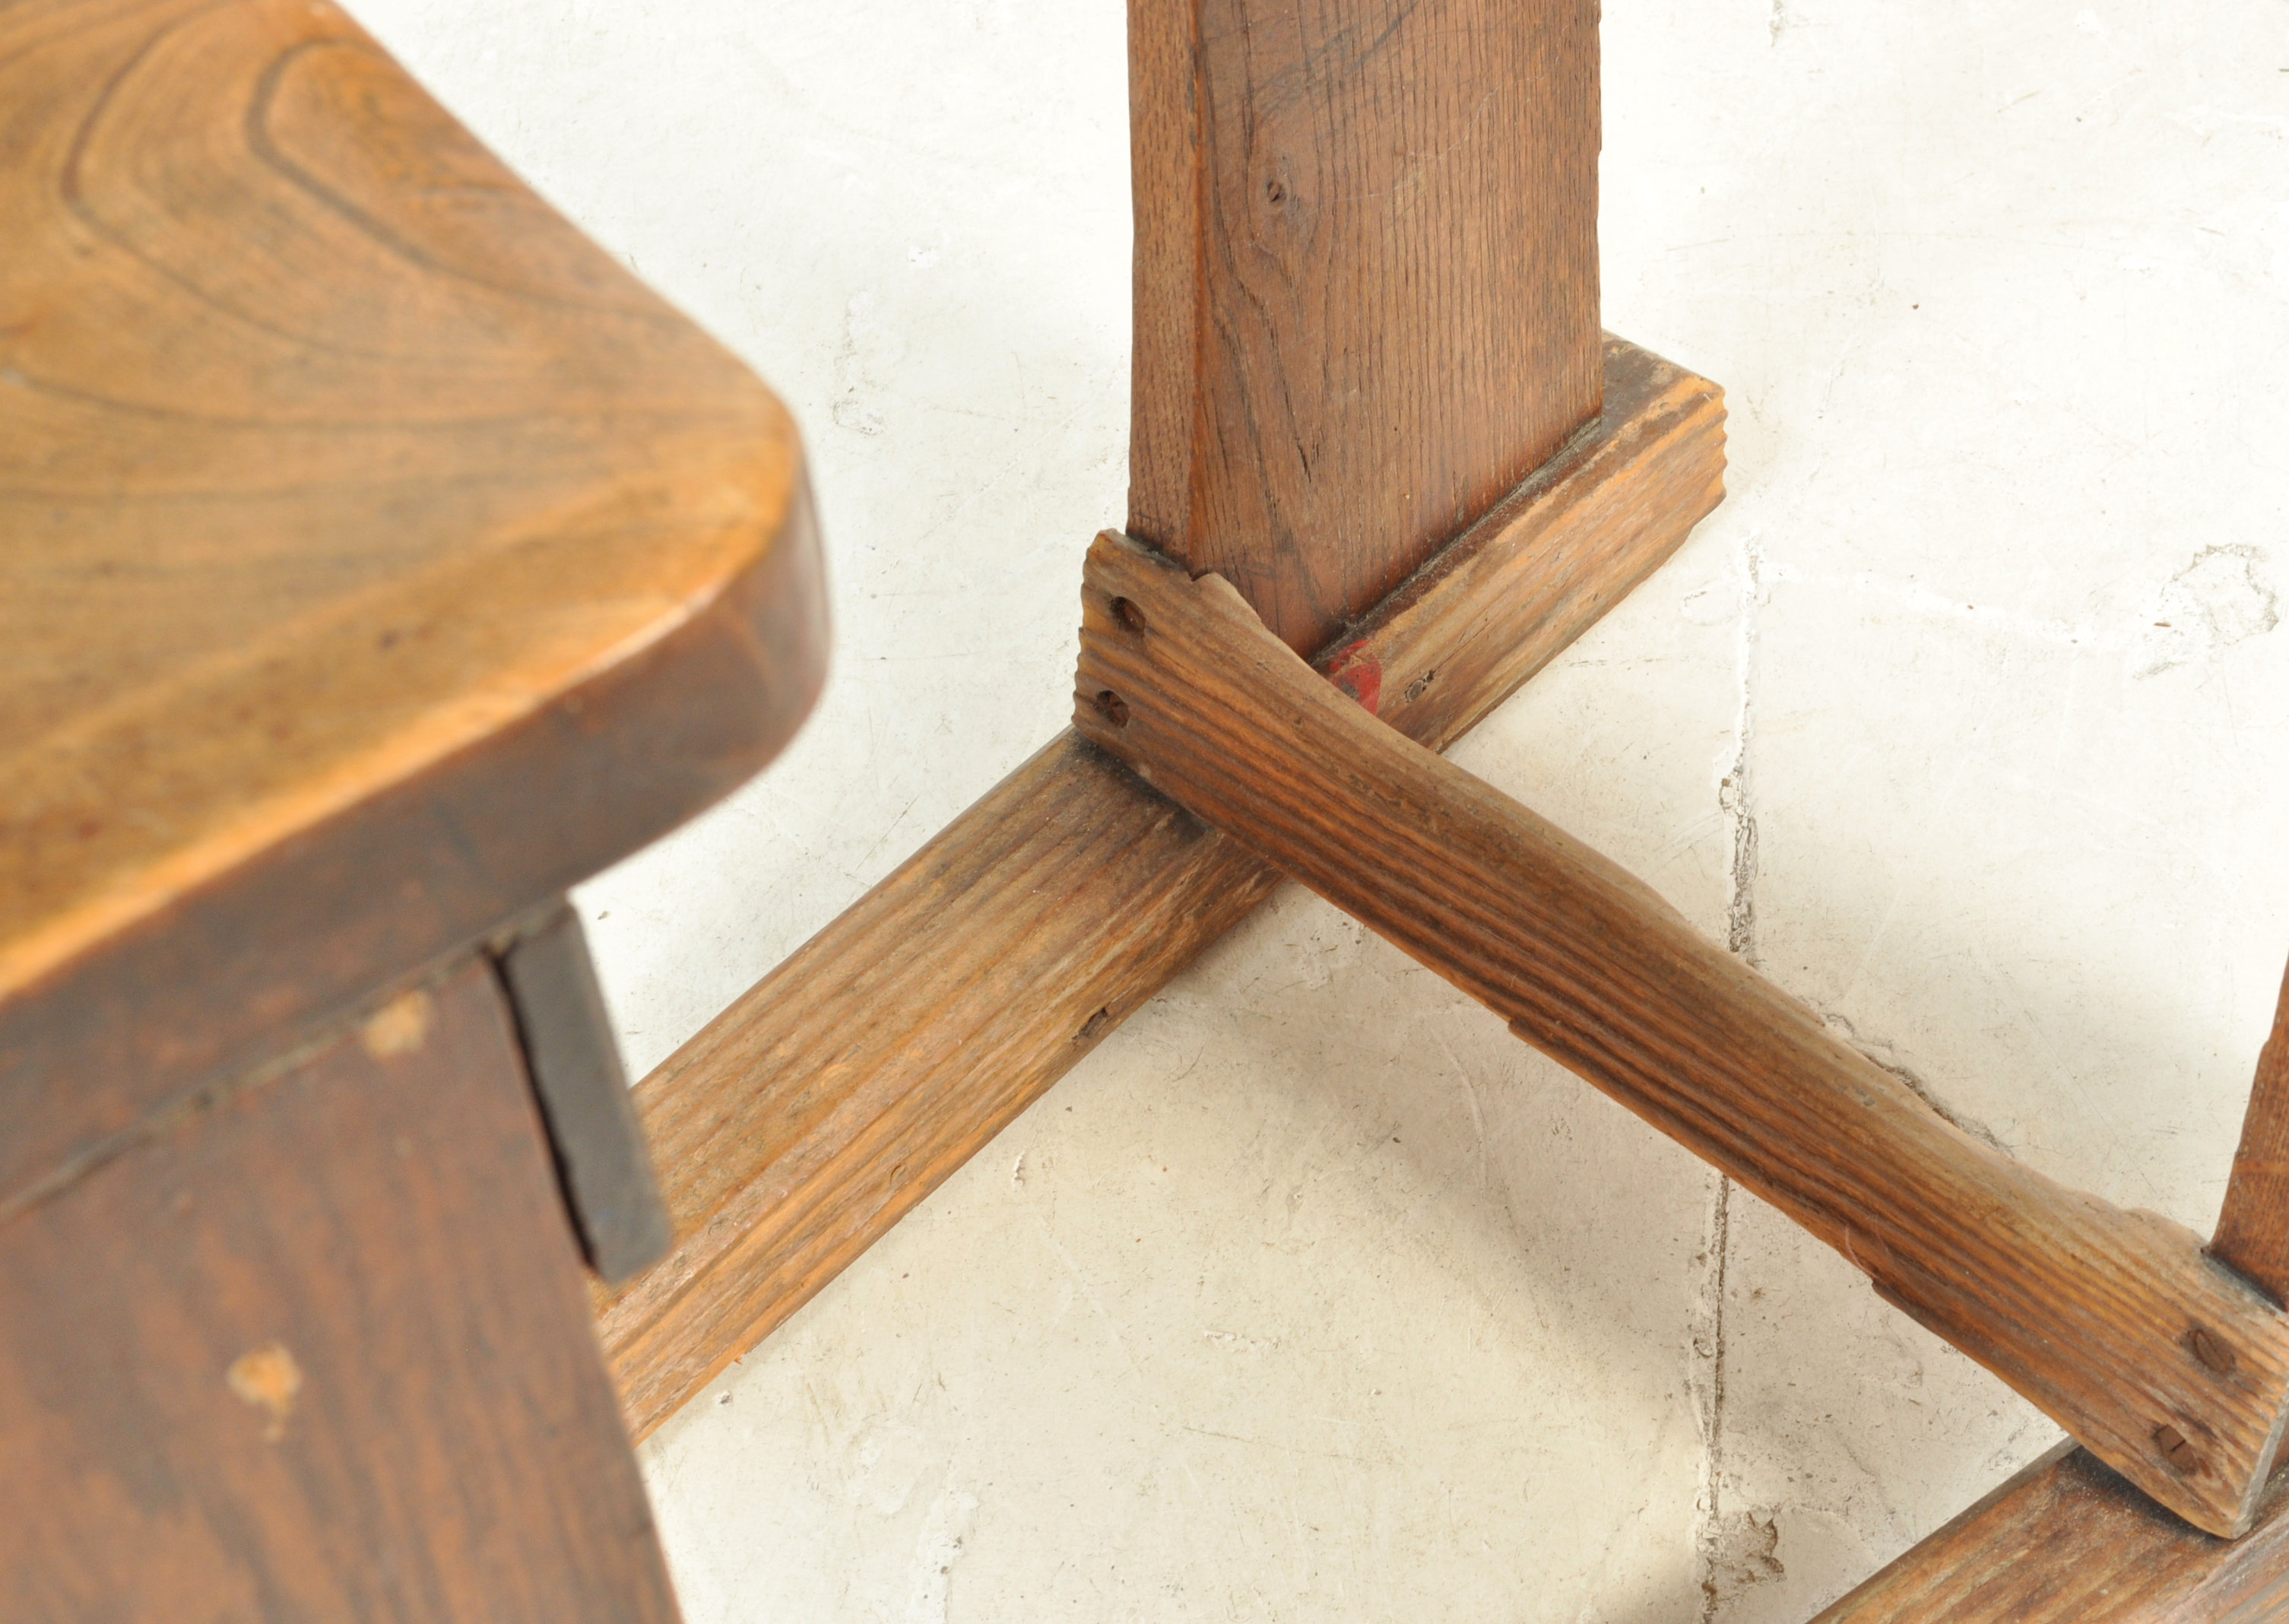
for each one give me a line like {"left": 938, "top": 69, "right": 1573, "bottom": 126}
{"left": 356, "top": 2, "right": 2289, "bottom": 1617}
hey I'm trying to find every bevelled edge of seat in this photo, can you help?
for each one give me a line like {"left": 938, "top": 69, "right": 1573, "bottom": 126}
{"left": 1, "top": 0, "right": 823, "bottom": 1001}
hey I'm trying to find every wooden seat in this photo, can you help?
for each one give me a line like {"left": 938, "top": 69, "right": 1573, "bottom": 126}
{"left": 0, "top": 2, "right": 824, "bottom": 1617}
{"left": 0, "top": 0, "right": 826, "bottom": 1204}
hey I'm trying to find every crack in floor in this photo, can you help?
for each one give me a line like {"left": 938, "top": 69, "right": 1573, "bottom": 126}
{"left": 1696, "top": 531, "right": 1765, "bottom": 1622}
{"left": 1691, "top": 1173, "right": 1734, "bottom": 1624}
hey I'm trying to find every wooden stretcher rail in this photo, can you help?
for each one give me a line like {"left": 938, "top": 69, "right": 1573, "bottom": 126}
{"left": 594, "top": 338, "right": 1727, "bottom": 1441}
{"left": 1071, "top": 531, "right": 2289, "bottom": 1539}
{"left": 1811, "top": 1443, "right": 2289, "bottom": 1622}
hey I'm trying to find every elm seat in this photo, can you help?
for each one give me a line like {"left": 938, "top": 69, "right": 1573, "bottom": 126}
{"left": 0, "top": 3, "right": 823, "bottom": 1619}
{"left": 0, "top": 0, "right": 828, "bottom": 1211}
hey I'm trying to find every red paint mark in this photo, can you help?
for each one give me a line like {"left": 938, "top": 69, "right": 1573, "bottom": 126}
{"left": 1327, "top": 642, "right": 1382, "bottom": 715}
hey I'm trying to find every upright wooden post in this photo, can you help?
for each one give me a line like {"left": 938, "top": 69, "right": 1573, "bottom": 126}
{"left": 1128, "top": 0, "right": 1602, "bottom": 646}
{"left": 597, "top": 0, "right": 1707, "bottom": 1442}
{"left": 2213, "top": 953, "right": 2289, "bottom": 1302}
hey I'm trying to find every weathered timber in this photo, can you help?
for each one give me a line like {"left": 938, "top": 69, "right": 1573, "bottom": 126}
{"left": 0, "top": 955, "right": 680, "bottom": 1624}
{"left": 1810, "top": 1442, "right": 2289, "bottom": 1622}
{"left": 499, "top": 902, "right": 673, "bottom": 1284}
{"left": 2214, "top": 953, "right": 2289, "bottom": 1305}
{"left": 596, "top": 338, "right": 1726, "bottom": 1441}
{"left": 1129, "top": 0, "right": 1601, "bottom": 652}
{"left": 0, "top": 0, "right": 826, "bottom": 1221}
{"left": 1071, "top": 530, "right": 2289, "bottom": 1539}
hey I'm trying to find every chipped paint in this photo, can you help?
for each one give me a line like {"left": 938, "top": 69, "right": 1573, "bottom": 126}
{"left": 1325, "top": 641, "right": 1383, "bottom": 714}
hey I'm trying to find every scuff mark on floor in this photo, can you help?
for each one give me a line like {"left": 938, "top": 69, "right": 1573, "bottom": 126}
{"left": 2134, "top": 544, "right": 2280, "bottom": 677}
{"left": 832, "top": 290, "right": 902, "bottom": 436}
{"left": 905, "top": 1483, "right": 980, "bottom": 1624}
{"left": 1707, "top": 1505, "right": 1789, "bottom": 1605}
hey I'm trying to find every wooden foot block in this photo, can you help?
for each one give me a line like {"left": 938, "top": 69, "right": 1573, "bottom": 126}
{"left": 595, "top": 337, "right": 1726, "bottom": 1441}
{"left": 1073, "top": 530, "right": 2289, "bottom": 1538}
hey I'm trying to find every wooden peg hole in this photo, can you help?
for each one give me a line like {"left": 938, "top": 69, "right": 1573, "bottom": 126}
{"left": 2190, "top": 1326, "right": 2237, "bottom": 1375}
{"left": 2154, "top": 1425, "right": 2209, "bottom": 1477}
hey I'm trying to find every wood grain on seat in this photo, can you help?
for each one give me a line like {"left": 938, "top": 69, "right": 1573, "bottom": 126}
{"left": 0, "top": 0, "right": 827, "bottom": 1214}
